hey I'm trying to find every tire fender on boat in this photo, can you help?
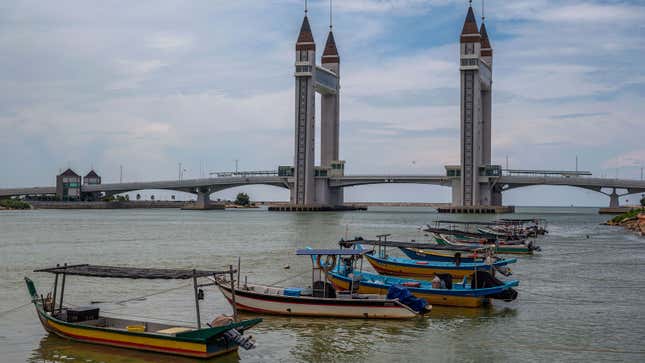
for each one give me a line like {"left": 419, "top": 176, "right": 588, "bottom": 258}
{"left": 316, "top": 254, "right": 337, "bottom": 272}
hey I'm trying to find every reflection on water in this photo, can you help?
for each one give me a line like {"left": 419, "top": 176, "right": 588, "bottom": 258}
{"left": 30, "top": 334, "right": 240, "bottom": 363}
{"left": 243, "top": 314, "right": 430, "bottom": 362}
{"left": 0, "top": 207, "right": 642, "bottom": 362}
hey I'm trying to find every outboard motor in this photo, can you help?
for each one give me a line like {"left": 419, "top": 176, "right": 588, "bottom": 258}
{"left": 471, "top": 271, "right": 518, "bottom": 302}
{"left": 223, "top": 329, "right": 256, "bottom": 350}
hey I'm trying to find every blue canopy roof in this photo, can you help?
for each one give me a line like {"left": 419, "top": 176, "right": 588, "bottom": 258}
{"left": 296, "top": 248, "right": 372, "bottom": 256}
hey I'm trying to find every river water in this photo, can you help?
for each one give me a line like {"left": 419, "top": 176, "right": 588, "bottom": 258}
{"left": 1, "top": 207, "right": 644, "bottom": 362}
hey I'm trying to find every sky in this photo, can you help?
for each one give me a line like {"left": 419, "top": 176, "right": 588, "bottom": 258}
{"left": 0, "top": 0, "right": 644, "bottom": 206}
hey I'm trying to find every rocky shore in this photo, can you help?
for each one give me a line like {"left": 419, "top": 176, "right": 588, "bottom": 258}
{"left": 605, "top": 208, "right": 645, "bottom": 236}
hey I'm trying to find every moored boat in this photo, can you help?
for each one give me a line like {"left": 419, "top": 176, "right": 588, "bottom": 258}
{"left": 433, "top": 233, "right": 539, "bottom": 255}
{"left": 362, "top": 246, "right": 516, "bottom": 279}
{"left": 26, "top": 264, "right": 261, "bottom": 359}
{"left": 399, "top": 247, "right": 483, "bottom": 263}
{"left": 214, "top": 249, "right": 430, "bottom": 319}
{"left": 328, "top": 268, "right": 519, "bottom": 308}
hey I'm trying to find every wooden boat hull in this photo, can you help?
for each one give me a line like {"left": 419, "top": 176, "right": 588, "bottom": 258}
{"left": 218, "top": 283, "right": 420, "bottom": 319}
{"left": 328, "top": 275, "right": 484, "bottom": 308}
{"left": 327, "top": 271, "right": 519, "bottom": 308}
{"left": 434, "top": 235, "right": 535, "bottom": 255}
{"left": 26, "top": 278, "right": 260, "bottom": 359}
{"left": 36, "top": 312, "right": 235, "bottom": 359}
{"left": 364, "top": 253, "right": 515, "bottom": 279}
{"left": 399, "top": 247, "right": 482, "bottom": 263}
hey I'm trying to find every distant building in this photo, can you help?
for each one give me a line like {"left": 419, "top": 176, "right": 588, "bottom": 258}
{"left": 56, "top": 169, "right": 81, "bottom": 200}
{"left": 83, "top": 170, "right": 102, "bottom": 201}
{"left": 83, "top": 170, "right": 101, "bottom": 185}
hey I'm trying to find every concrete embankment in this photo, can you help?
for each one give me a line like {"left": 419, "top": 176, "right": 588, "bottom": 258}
{"left": 29, "top": 201, "right": 188, "bottom": 209}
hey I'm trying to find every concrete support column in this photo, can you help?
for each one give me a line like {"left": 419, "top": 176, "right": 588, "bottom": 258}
{"left": 491, "top": 185, "right": 503, "bottom": 206}
{"left": 609, "top": 189, "right": 620, "bottom": 208}
{"left": 195, "top": 188, "right": 212, "bottom": 209}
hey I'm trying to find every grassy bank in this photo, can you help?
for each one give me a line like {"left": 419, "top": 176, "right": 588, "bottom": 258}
{"left": 609, "top": 208, "right": 645, "bottom": 224}
{"left": 0, "top": 199, "right": 32, "bottom": 210}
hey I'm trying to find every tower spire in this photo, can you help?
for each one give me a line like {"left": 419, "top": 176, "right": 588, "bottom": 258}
{"left": 460, "top": 2, "right": 480, "bottom": 42}
{"left": 296, "top": 10, "right": 315, "bottom": 50}
{"left": 305, "top": 0, "right": 308, "bottom": 14}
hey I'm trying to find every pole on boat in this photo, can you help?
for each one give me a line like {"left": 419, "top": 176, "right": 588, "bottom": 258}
{"left": 192, "top": 269, "right": 201, "bottom": 329}
{"left": 58, "top": 263, "right": 67, "bottom": 314}
{"left": 229, "top": 265, "right": 238, "bottom": 322}
{"left": 51, "top": 264, "right": 59, "bottom": 313}
{"left": 237, "top": 257, "right": 241, "bottom": 289}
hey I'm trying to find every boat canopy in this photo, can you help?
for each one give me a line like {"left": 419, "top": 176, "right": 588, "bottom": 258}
{"left": 34, "top": 264, "right": 234, "bottom": 279}
{"left": 295, "top": 249, "right": 372, "bottom": 256}
{"left": 434, "top": 220, "right": 499, "bottom": 226}
{"left": 338, "top": 238, "right": 492, "bottom": 252}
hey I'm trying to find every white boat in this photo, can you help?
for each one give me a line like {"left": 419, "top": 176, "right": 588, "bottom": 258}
{"left": 213, "top": 249, "right": 430, "bottom": 319}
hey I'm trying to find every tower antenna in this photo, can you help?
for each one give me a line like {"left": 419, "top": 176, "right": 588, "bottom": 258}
{"left": 329, "top": 0, "right": 333, "bottom": 30}
{"left": 305, "top": 0, "right": 308, "bottom": 14}
{"left": 482, "top": 0, "right": 485, "bottom": 22}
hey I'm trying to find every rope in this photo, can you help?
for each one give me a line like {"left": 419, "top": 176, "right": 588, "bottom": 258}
{"left": 0, "top": 301, "right": 32, "bottom": 316}
{"left": 91, "top": 283, "right": 192, "bottom": 305}
{"left": 266, "top": 270, "right": 310, "bottom": 287}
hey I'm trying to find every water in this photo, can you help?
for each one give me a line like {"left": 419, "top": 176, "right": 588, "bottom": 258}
{"left": 1, "top": 207, "right": 644, "bottom": 362}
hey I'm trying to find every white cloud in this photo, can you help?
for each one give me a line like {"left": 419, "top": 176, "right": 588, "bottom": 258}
{"left": 603, "top": 150, "right": 645, "bottom": 169}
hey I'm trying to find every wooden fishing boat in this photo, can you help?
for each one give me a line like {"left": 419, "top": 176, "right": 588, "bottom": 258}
{"left": 26, "top": 264, "right": 261, "bottom": 359}
{"left": 328, "top": 268, "right": 519, "bottom": 308}
{"left": 361, "top": 246, "right": 515, "bottom": 279}
{"left": 214, "top": 249, "right": 430, "bottom": 319}
{"left": 433, "top": 233, "right": 539, "bottom": 255}
{"left": 399, "top": 247, "right": 483, "bottom": 263}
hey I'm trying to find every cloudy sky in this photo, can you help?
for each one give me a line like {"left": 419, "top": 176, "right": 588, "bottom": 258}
{"left": 1, "top": 0, "right": 643, "bottom": 206}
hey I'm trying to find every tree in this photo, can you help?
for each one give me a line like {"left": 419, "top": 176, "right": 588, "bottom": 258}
{"left": 235, "top": 192, "right": 250, "bottom": 206}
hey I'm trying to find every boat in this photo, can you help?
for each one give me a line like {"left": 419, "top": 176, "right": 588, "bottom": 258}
{"left": 361, "top": 245, "right": 516, "bottom": 279}
{"left": 26, "top": 264, "right": 261, "bottom": 359}
{"left": 399, "top": 247, "right": 484, "bottom": 263}
{"left": 328, "top": 265, "right": 519, "bottom": 308}
{"left": 214, "top": 249, "right": 430, "bottom": 319}
{"left": 433, "top": 233, "right": 539, "bottom": 255}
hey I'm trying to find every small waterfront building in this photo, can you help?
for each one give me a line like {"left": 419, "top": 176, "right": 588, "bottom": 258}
{"left": 83, "top": 170, "right": 101, "bottom": 185}
{"left": 56, "top": 169, "right": 81, "bottom": 201}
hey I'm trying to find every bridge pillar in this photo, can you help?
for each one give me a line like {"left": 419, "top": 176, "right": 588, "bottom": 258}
{"left": 195, "top": 188, "right": 212, "bottom": 209}
{"left": 491, "top": 185, "right": 503, "bottom": 206}
{"left": 609, "top": 188, "right": 620, "bottom": 208}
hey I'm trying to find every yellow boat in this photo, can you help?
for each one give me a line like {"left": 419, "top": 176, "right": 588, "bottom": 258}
{"left": 26, "top": 264, "right": 261, "bottom": 359}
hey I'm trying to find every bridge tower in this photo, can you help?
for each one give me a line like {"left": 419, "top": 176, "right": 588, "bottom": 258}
{"left": 291, "top": 13, "right": 317, "bottom": 204}
{"left": 456, "top": 4, "right": 496, "bottom": 206}
{"left": 319, "top": 24, "right": 343, "bottom": 205}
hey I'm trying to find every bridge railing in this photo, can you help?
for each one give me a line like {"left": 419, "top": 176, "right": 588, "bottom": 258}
{"left": 502, "top": 169, "right": 592, "bottom": 177}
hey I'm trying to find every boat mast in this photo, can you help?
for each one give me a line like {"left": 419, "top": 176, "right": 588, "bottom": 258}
{"left": 58, "top": 263, "right": 67, "bottom": 313}
{"left": 192, "top": 269, "right": 201, "bottom": 329}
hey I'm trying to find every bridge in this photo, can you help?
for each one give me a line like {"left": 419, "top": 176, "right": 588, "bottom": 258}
{"left": 1, "top": 5, "right": 644, "bottom": 211}
{"left": 3, "top": 174, "right": 644, "bottom": 209}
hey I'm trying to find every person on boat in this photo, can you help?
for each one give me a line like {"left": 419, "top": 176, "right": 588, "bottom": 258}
{"left": 432, "top": 275, "right": 444, "bottom": 289}
{"left": 454, "top": 252, "right": 462, "bottom": 267}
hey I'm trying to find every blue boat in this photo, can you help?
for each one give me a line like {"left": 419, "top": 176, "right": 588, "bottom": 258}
{"left": 327, "top": 267, "right": 519, "bottom": 308}
{"left": 362, "top": 246, "right": 516, "bottom": 279}
{"left": 399, "top": 247, "right": 483, "bottom": 263}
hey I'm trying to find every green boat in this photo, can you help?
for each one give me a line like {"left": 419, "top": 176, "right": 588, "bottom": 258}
{"left": 432, "top": 233, "right": 539, "bottom": 255}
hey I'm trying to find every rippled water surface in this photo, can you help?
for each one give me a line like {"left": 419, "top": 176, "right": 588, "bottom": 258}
{"left": 1, "top": 207, "right": 644, "bottom": 362}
